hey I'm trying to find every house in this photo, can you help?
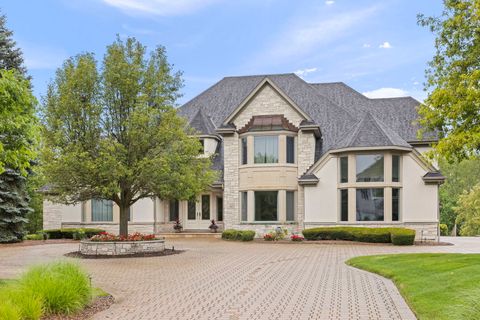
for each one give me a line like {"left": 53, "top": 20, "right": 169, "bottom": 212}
{"left": 42, "top": 73, "right": 444, "bottom": 240}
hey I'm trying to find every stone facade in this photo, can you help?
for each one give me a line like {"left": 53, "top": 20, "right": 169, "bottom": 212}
{"left": 43, "top": 201, "right": 63, "bottom": 230}
{"left": 80, "top": 239, "right": 165, "bottom": 256}
{"left": 222, "top": 133, "right": 240, "bottom": 229}
{"left": 62, "top": 223, "right": 154, "bottom": 234}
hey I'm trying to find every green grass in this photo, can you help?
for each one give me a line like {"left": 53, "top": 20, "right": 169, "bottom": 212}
{"left": 347, "top": 253, "right": 480, "bottom": 320}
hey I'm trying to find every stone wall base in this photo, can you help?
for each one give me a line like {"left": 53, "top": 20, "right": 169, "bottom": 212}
{"left": 61, "top": 223, "right": 154, "bottom": 234}
{"left": 303, "top": 222, "right": 439, "bottom": 241}
{"left": 80, "top": 239, "right": 165, "bottom": 256}
{"left": 227, "top": 223, "right": 303, "bottom": 238}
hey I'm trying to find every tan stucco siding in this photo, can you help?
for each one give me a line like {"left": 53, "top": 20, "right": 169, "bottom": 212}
{"left": 402, "top": 154, "right": 438, "bottom": 222}
{"left": 232, "top": 84, "right": 305, "bottom": 128}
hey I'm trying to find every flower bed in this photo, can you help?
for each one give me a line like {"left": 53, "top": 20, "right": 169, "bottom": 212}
{"left": 80, "top": 232, "right": 165, "bottom": 256}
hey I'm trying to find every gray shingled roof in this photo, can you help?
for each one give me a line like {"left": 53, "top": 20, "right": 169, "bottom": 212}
{"left": 178, "top": 73, "right": 435, "bottom": 175}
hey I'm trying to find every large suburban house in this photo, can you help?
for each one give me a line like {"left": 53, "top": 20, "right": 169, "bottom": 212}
{"left": 43, "top": 73, "right": 444, "bottom": 240}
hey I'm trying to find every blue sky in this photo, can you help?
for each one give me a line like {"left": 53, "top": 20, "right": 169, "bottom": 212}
{"left": 2, "top": 0, "right": 443, "bottom": 104}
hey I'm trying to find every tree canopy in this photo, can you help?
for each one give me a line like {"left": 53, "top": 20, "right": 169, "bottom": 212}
{"left": 418, "top": 0, "right": 480, "bottom": 162}
{"left": 41, "top": 37, "right": 216, "bottom": 235}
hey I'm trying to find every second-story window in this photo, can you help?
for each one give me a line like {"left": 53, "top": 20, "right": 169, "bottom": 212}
{"left": 254, "top": 136, "right": 278, "bottom": 164}
{"left": 286, "top": 136, "right": 295, "bottom": 164}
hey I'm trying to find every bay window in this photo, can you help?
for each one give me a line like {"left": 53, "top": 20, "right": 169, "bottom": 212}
{"left": 356, "top": 188, "right": 384, "bottom": 221}
{"left": 254, "top": 136, "right": 278, "bottom": 163}
{"left": 286, "top": 136, "right": 295, "bottom": 164}
{"left": 254, "top": 191, "right": 278, "bottom": 221}
{"left": 356, "top": 154, "right": 384, "bottom": 182}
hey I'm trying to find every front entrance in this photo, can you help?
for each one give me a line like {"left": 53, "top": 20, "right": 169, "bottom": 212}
{"left": 184, "top": 194, "right": 211, "bottom": 229}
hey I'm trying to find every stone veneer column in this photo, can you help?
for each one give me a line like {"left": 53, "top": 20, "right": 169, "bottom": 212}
{"left": 223, "top": 133, "right": 240, "bottom": 229}
{"left": 42, "top": 200, "right": 63, "bottom": 230}
{"left": 296, "top": 131, "right": 316, "bottom": 226}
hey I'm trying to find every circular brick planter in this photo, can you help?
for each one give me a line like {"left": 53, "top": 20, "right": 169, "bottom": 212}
{"left": 80, "top": 239, "right": 165, "bottom": 256}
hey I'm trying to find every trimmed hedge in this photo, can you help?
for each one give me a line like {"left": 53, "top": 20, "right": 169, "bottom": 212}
{"left": 222, "top": 229, "right": 256, "bottom": 241}
{"left": 439, "top": 223, "right": 449, "bottom": 236}
{"left": 302, "top": 227, "right": 416, "bottom": 245}
{"left": 42, "top": 228, "right": 105, "bottom": 239}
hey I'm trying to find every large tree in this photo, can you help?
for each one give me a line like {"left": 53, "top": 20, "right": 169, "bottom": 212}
{"left": 418, "top": 0, "right": 480, "bottom": 162}
{"left": 0, "top": 13, "right": 26, "bottom": 76}
{"left": 41, "top": 37, "right": 216, "bottom": 236}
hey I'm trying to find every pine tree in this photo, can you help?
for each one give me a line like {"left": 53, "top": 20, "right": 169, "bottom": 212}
{"left": 0, "top": 169, "right": 31, "bottom": 242}
{"left": 0, "top": 12, "right": 36, "bottom": 242}
{"left": 0, "top": 12, "right": 26, "bottom": 76}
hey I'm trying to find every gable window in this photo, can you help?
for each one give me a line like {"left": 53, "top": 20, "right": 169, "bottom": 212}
{"left": 286, "top": 136, "right": 295, "bottom": 164}
{"left": 340, "top": 156, "right": 348, "bottom": 183}
{"left": 169, "top": 200, "right": 179, "bottom": 221}
{"left": 254, "top": 136, "right": 278, "bottom": 164}
{"left": 241, "top": 137, "right": 248, "bottom": 165}
{"left": 356, "top": 154, "right": 384, "bottom": 182}
{"left": 91, "top": 199, "right": 113, "bottom": 222}
{"left": 255, "top": 191, "right": 278, "bottom": 221}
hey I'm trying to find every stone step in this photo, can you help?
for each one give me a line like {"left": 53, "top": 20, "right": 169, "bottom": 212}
{"left": 158, "top": 232, "right": 222, "bottom": 239}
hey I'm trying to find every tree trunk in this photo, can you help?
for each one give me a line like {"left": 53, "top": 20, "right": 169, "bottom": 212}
{"left": 119, "top": 204, "right": 129, "bottom": 236}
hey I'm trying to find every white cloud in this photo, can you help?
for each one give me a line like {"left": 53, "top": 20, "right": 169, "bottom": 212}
{"left": 257, "top": 6, "right": 378, "bottom": 65}
{"left": 362, "top": 43, "right": 371, "bottom": 48}
{"left": 379, "top": 41, "right": 392, "bottom": 49}
{"left": 294, "top": 67, "right": 318, "bottom": 77}
{"left": 363, "top": 87, "right": 409, "bottom": 99}
{"left": 102, "top": 0, "right": 219, "bottom": 16}
{"left": 325, "top": 1, "right": 335, "bottom": 5}
{"left": 122, "top": 24, "right": 155, "bottom": 35}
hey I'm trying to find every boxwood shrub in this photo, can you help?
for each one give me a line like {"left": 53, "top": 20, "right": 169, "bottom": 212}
{"left": 302, "top": 227, "right": 415, "bottom": 245}
{"left": 222, "top": 229, "right": 256, "bottom": 241}
{"left": 390, "top": 229, "right": 416, "bottom": 245}
{"left": 42, "top": 228, "right": 105, "bottom": 239}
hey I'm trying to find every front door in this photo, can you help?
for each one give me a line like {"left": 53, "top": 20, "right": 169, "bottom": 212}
{"left": 185, "top": 194, "right": 211, "bottom": 229}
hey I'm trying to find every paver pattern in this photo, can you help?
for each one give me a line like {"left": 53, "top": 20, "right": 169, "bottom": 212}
{"left": 0, "top": 237, "right": 478, "bottom": 320}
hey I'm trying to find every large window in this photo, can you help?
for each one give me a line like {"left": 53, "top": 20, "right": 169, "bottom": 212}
{"left": 340, "top": 189, "right": 348, "bottom": 221}
{"left": 286, "top": 136, "right": 295, "bottom": 164}
{"left": 340, "top": 156, "right": 348, "bottom": 183}
{"left": 241, "top": 137, "right": 248, "bottom": 165}
{"left": 356, "top": 188, "right": 384, "bottom": 221}
{"left": 286, "top": 191, "right": 295, "bottom": 221}
{"left": 91, "top": 199, "right": 113, "bottom": 222}
{"left": 217, "top": 197, "right": 223, "bottom": 221}
{"left": 254, "top": 136, "right": 278, "bottom": 163}
{"left": 255, "top": 191, "right": 278, "bottom": 221}
{"left": 356, "top": 154, "right": 384, "bottom": 182}
{"left": 169, "top": 200, "right": 179, "bottom": 221}
{"left": 241, "top": 192, "right": 248, "bottom": 221}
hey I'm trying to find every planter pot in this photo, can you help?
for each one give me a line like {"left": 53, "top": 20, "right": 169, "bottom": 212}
{"left": 80, "top": 239, "right": 165, "bottom": 256}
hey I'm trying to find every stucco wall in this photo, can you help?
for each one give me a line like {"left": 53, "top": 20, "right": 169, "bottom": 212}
{"left": 131, "top": 198, "right": 155, "bottom": 223}
{"left": 304, "top": 156, "right": 338, "bottom": 223}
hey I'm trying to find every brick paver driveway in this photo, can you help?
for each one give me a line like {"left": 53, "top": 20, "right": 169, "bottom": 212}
{"left": 0, "top": 237, "right": 478, "bottom": 320}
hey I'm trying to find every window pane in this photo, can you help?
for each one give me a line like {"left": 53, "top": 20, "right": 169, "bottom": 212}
{"left": 254, "top": 136, "right": 278, "bottom": 163}
{"left": 255, "top": 191, "right": 278, "bottom": 221}
{"left": 188, "top": 200, "right": 196, "bottom": 220}
{"left": 169, "top": 200, "right": 179, "bottom": 221}
{"left": 91, "top": 199, "right": 113, "bottom": 222}
{"left": 356, "top": 155, "right": 384, "bottom": 182}
{"left": 217, "top": 197, "right": 223, "bottom": 221}
{"left": 340, "top": 156, "right": 348, "bottom": 183}
{"left": 286, "top": 136, "right": 295, "bottom": 164}
{"left": 201, "top": 195, "right": 210, "bottom": 220}
{"left": 286, "top": 191, "right": 295, "bottom": 221}
{"left": 241, "top": 137, "right": 248, "bottom": 165}
{"left": 356, "top": 188, "right": 384, "bottom": 221}
{"left": 392, "top": 188, "right": 400, "bottom": 221}
{"left": 392, "top": 155, "right": 400, "bottom": 182}
{"left": 241, "top": 192, "right": 248, "bottom": 221}
{"left": 199, "top": 139, "right": 204, "bottom": 154}
{"left": 340, "top": 189, "right": 348, "bottom": 221}
{"left": 127, "top": 207, "right": 131, "bottom": 222}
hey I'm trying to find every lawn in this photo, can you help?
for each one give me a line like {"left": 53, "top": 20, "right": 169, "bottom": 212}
{"left": 347, "top": 253, "right": 480, "bottom": 320}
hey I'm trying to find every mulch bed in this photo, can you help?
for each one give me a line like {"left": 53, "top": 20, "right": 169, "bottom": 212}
{"left": 42, "top": 295, "right": 114, "bottom": 320}
{"left": 0, "top": 239, "right": 76, "bottom": 249}
{"left": 65, "top": 248, "right": 184, "bottom": 259}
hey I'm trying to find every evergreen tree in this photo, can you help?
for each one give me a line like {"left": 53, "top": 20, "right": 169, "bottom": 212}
{"left": 0, "top": 169, "right": 31, "bottom": 242}
{"left": 0, "top": 12, "right": 26, "bottom": 76}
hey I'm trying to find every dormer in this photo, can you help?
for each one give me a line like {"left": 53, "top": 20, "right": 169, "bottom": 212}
{"left": 188, "top": 109, "right": 220, "bottom": 156}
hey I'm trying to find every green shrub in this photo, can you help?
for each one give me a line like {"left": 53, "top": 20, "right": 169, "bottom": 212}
{"left": 302, "top": 227, "right": 415, "bottom": 245}
{"left": 25, "top": 234, "right": 43, "bottom": 240}
{"left": 42, "top": 228, "right": 104, "bottom": 239}
{"left": 73, "top": 230, "right": 86, "bottom": 240}
{"left": 222, "top": 229, "right": 255, "bottom": 241}
{"left": 0, "top": 301, "right": 20, "bottom": 320}
{"left": 390, "top": 229, "right": 416, "bottom": 245}
{"left": 240, "top": 230, "right": 255, "bottom": 241}
{"left": 0, "top": 286, "right": 43, "bottom": 320}
{"left": 440, "top": 223, "right": 449, "bottom": 236}
{"left": 19, "top": 262, "right": 92, "bottom": 314}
